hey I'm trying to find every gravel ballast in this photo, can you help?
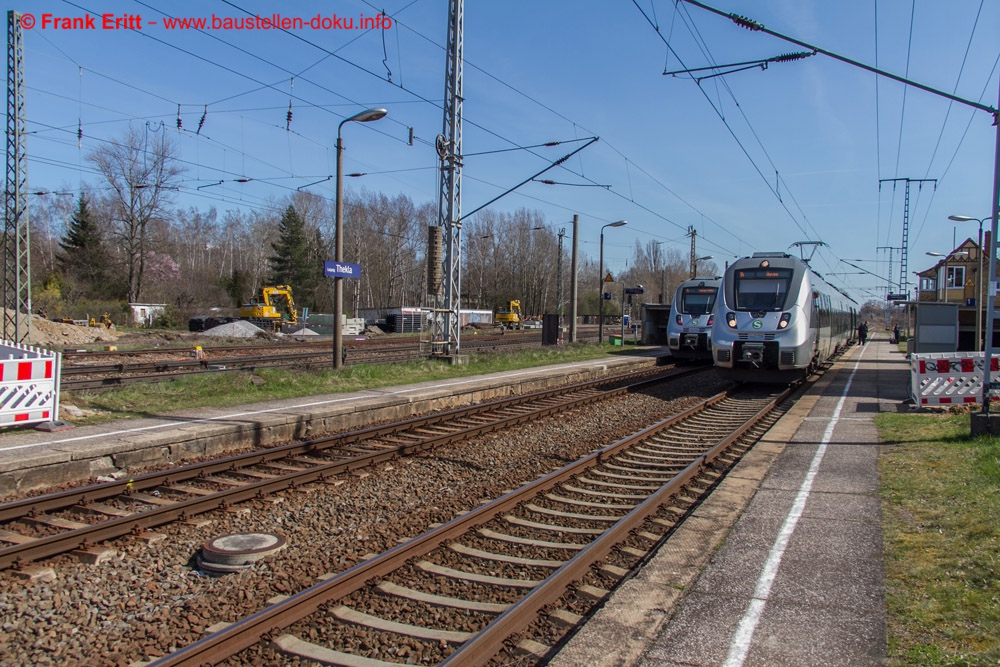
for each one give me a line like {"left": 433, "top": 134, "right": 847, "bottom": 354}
{"left": 0, "top": 374, "right": 730, "bottom": 666}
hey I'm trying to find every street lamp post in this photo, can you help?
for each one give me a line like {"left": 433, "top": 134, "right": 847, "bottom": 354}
{"left": 598, "top": 220, "right": 627, "bottom": 344}
{"left": 570, "top": 215, "right": 579, "bottom": 343}
{"left": 334, "top": 108, "right": 387, "bottom": 370}
{"left": 949, "top": 215, "right": 989, "bottom": 352}
{"left": 693, "top": 255, "right": 714, "bottom": 278}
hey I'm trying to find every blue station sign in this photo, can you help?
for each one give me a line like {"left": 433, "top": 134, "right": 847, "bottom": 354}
{"left": 324, "top": 261, "right": 362, "bottom": 279}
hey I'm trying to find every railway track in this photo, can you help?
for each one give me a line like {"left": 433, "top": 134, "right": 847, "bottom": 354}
{"left": 146, "top": 382, "right": 794, "bottom": 667}
{"left": 59, "top": 332, "right": 572, "bottom": 391}
{"left": 0, "top": 364, "right": 695, "bottom": 570}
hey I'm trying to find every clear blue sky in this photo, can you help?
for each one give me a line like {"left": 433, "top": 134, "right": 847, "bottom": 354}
{"left": 19, "top": 0, "right": 1000, "bottom": 304}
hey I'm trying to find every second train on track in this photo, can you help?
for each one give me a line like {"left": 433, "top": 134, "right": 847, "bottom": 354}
{"left": 667, "top": 276, "right": 722, "bottom": 361}
{"left": 710, "top": 252, "right": 858, "bottom": 382}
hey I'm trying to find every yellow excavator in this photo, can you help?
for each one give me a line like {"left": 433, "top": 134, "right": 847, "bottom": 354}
{"left": 239, "top": 285, "right": 298, "bottom": 331}
{"left": 494, "top": 300, "right": 522, "bottom": 330}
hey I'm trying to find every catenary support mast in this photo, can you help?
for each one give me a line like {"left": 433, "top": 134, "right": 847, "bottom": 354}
{"left": 880, "top": 178, "right": 936, "bottom": 336}
{"left": 4, "top": 11, "right": 30, "bottom": 343}
{"left": 434, "top": 0, "right": 463, "bottom": 356}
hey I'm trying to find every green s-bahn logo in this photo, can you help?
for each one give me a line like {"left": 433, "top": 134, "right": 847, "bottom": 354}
{"left": 751, "top": 320, "right": 763, "bottom": 329}
{"left": 691, "top": 318, "right": 699, "bottom": 325}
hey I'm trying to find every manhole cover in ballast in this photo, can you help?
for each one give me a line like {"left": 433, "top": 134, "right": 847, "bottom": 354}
{"left": 200, "top": 532, "right": 287, "bottom": 566}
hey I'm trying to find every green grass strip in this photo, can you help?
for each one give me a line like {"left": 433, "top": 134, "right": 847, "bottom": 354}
{"left": 60, "top": 344, "right": 631, "bottom": 425}
{"left": 878, "top": 412, "right": 1000, "bottom": 666}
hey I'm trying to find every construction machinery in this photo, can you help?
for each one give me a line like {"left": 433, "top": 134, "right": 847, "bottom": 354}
{"left": 239, "top": 285, "right": 298, "bottom": 331}
{"left": 494, "top": 300, "right": 523, "bottom": 330}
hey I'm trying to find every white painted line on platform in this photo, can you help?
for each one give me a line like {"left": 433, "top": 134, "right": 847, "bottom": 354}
{"left": 0, "top": 359, "right": 629, "bottom": 453}
{"left": 723, "top": 346, "right": 867, "bottom": 667}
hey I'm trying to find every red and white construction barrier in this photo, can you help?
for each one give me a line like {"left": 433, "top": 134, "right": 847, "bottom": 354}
{"left": 0, "top": 341, "right": 60, "bottom": 426}
{"left": 911, "top": 352, "right": 1000, "bottom": 406}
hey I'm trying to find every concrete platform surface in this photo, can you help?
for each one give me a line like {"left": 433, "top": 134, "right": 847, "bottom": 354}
{"left": 551, "top": 335, "right": 908, "bottom": 667}
{"left": 0, "top": 352, "right": 662, "bottom": 496}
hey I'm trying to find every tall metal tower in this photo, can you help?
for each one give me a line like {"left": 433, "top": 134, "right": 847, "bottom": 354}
{"left": 434, "top": 0, "right": 463, "bottom": 356}
{"left": 688, "top": 226, "right": 697, "bottom": 279}
{"left": 4, "top": 10, "right": 30, "bottom": 343}
{"left": 879, "top": 178, "right": 936, "bottom": 300}
{"left": 556, "top": 227, "right": 565, "bottom": 322}
{"left": 876, "top": 245, "right": 902, "bottom": 295}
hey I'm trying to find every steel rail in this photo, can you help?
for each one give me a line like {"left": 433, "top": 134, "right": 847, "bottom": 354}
{"left": 1, "top": 365, "right": 693, "bottom": 569}
{"left": 7, "top": 365, "right": 673, "bottom": 519}
{"left": 147, "top": 388, "right": 734, "bottom": 667}
{"left": 441, "top": 386, "right": 792, "bottom": 666}
{"left": 146, "top": 386, "right": 784, "bottom": 667}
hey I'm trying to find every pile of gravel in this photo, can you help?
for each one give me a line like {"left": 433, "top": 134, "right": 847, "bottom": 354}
{"left": 202, "top": 320, "right": 266, "bottom": 338}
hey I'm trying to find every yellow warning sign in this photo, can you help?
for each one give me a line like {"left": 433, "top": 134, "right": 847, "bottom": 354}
{"left": 604, "top": 272, "right": 615, "bottom": 283}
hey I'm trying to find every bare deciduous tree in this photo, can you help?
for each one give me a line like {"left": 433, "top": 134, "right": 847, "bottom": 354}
{"left": 88, "top": 124, "right": 182, "bottom": 303}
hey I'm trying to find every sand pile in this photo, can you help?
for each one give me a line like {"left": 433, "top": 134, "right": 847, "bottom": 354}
{"left": 5, "top": 313, "right": 123, "bottom": 350}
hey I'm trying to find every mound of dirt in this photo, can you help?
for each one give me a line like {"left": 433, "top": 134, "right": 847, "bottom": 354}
{"left": 0, "top": 313, "right": 121, "bottom": 352}
{"left": 21, "top": 314, "right": 122, "bottom": 350}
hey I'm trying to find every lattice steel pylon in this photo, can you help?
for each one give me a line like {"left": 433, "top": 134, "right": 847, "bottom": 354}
{"left": 688, "top": 226, "right": 696, "bottom": 278}
{"left": 4, "top": 10, "right": 30, "bottom": 344}
{"left": 879, "top": 177, "right": 936, "bottom": 301}
{"left": 433, "top": 0, "right": 463, "bottom": 356}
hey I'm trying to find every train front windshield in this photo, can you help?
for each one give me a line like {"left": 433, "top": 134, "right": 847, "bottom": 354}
{"left": 733, "top": 268, "right": 794, "bottom": 311}
{"left": 680, "top": 286, "right": 717, "bottom": 315}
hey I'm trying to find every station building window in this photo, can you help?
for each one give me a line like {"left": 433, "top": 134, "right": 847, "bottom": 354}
{"left": 946, "top": 266, "right": 965, "bottom": 288}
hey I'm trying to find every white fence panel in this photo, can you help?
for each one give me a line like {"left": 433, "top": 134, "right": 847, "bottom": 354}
{"left": 0, "top": 340, "right": 60, "bottom": 427}
{"left": 910, "top": 351, "right": 1000, "bottom": 407}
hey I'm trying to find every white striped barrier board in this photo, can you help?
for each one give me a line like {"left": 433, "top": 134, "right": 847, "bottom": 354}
{"left": 0, "top": 340, "right": 61, "bottom": 426}
{"left": 911, "top": 352, "right": 1000, "bottom": 406}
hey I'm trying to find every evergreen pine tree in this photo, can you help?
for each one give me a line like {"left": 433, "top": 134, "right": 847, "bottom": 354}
{"left": 56, "top": 194, "right": 113, "bottom": 297}
{"left": 268, "top": 205, "right": 318, "bottom": 306}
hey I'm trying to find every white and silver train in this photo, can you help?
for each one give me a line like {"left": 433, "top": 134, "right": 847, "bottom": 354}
{"left": 711, "top": 253, "right": 858, "bottom": 382}
{"left": 666, "top": 276, "right": 722, "bottom": 361}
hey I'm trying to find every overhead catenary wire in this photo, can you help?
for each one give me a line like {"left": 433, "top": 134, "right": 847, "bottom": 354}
{"left": 357, "top": 0, "right": 748, "bottom": 253}
{"left": 42, "top": 0, "right": 747, "bottom": 266}
{"left": 891, "top": 0, "right": 918, "bottom": 184}
{"left": 123, "top": 0, "right": 637, "bottom": 222}
{"left": 665, "top": 0, "right": 999, "bottom": 295}
{"left": 672, "top": 1, "right": 828, "bottom": 249}
{"left": 633, "top": 1, "right": 822, "bottom": 263}
{"left": 31, "top": 0, "right": 991, "bottom": 304}
{"left": 214, "top": 0, "right": 737, "bottom": 252}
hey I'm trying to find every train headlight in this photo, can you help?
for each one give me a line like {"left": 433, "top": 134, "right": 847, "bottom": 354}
{"left": 726, "top": 312, "right": 737, "bottom": 328}
{"left": 707, "top": 315, "right": 714, "bottom": 326}
{"left": 675, "top": 314, "right": 683, "bottom": 326}
{"left": 778, "top": 312, "right": 790, "bottom": 329}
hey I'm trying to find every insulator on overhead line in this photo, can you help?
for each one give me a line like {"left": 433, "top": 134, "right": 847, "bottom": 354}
{"left": 730, "top": 13, "right": 763, "bottom": 31}
{"left": 773, "top": 51, "right": 814, "bottom": 63}
{"left": 176, "top": 104, "right": 182, "bottom": 131}
{"left": 197, "top": 105, "right": 207, "bottom": 135}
